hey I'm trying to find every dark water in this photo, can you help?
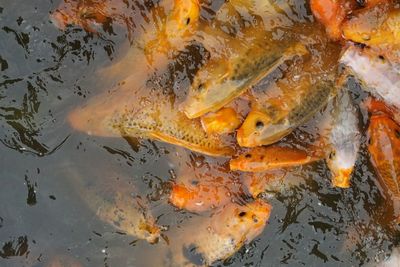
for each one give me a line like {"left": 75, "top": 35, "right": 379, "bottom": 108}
{"left": 0, "top": 1, "right": 399, "bottom": 266}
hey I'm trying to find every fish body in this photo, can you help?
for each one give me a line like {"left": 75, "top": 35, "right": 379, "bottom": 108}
{"left": 230, "top": 146, "right": 319, "bottom": 172}
{"left": 115, "top": 101, "right": 235, "bottom": 157}
{"left": 310, "top": 0, "right": 350, "bottom": 40}
{"left": 51, "top": 0, "right": 200, "bottom": 65}
{"left": 340, "top": 45, "right": 400, "bottom": 110}
{"left": 181, "top": 38, "right": 308, "bottom": 119}
{"left": 237, "top": 79, "right": 336, "bottom": 147}
{"left": 169, "top": 154, "right": 243, "bottom": 212}
{"left": 368, "top": 99, "right": 400, "bottom": 221}
{"left": 169, "top": 183, "right": 233, "bottom": 213}
{"left": 243, "top": 170, "right": 286, "bottom": 198}
{"left": 69, "top": 74, "right": 234, "bottom": 157}
{"left": 368, "top": 114, "right": 400, "bottom": 198}
{"left": 342, "top": 4, "right": 400, "bottom": 62}
{"left": 51, "top": 0, "right": 200, "bottom": 37}
{"left": 68, "top": 169, "right": 161, "bottom": 244}
{"left": 50, "top": 0, "right": 113, "bottom": 32}
{"left": 243, "top": 169, "right": 309, "bottom": 199}
{"left": 326, "top": 89, "right": 361, "bottom": 188}
{"left": 183, "top": 200, "right": 271, "bottom": 265}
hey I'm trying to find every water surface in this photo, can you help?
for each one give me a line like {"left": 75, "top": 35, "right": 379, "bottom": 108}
{"left": 0, "top": 1, "right": 399, "bottom": 266}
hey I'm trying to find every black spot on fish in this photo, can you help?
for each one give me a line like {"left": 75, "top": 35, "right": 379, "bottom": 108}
{"left": 186, "top": 17, "right": 191, "bottom": 25}
{"left": 252, "top": 214, "right": 259, "bottom": 223}
{"left": 239, "top": 211, "right": 247, "bottom": 217}
{"left": 245, "top": 154, "right": 252, "bottom": 158}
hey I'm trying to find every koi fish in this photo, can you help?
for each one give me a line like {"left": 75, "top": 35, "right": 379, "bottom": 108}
{"left": 169, "top": 154, "right": 243, "bottom": 212}
{"left": 170, "top": 183, "right": 234, "bottom": 213}
{"left": 181, "top": 35, "right": 308, "bottom": 118}
{"left": 51, "top": 0, "right": 200, "bottom": 39}
{"left": 67, "top": 168, "right": 161, "bottom": 244}
{"left": 367, "top": 98, "right": 400, "bottom": 222}
{"left": 310, "top": 0, "right": 351, "bottom": 40}
{"left": 182, "top": 200, "right": 271, "bottom": 265}
{"left": 243, "top": 170, "right": 287, "bottom": 198}
{"left": 237, "top": 79, "right": 336, "bottom": 147}
{"left": 340, "top": 45, "right": 400, "bottom": 110}
{"left": 230, "top": 146, "right": 319, "bottom": 172}
{"left": 69, "top": 74, "right": 234, "bottom": 157}
{"left": 237, "top": 34, "right": 340, "bottom": 148}
{"left": 326, "top": 89, "right": 361, "bottom": 188}
{"left": 310, "top": 0, "right": 392, "bottom": 41}
{"left": 342, "top": 4, "right": 400, "bottom": 62}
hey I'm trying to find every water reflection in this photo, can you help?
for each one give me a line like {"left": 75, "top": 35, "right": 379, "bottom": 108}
{"left": 0, "top": 0, "right": 399, "bottom": 266}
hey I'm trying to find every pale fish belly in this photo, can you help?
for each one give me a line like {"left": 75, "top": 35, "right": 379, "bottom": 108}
{"left": 340, "top": 46, "right": 400, "bottom": 110}
{"left": 327, "top": 88, "right": 361, "bottom": 188}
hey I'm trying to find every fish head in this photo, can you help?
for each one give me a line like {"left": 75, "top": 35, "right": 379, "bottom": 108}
{"left": 237, "top": 111, "right": 272, "bottom": 147}
{"left": 229, "top": 200, "right": 272, "bottom": 240}
{"left": 237, "top": 110, "right": 289, "bottom": 147}
{"left": 327, "top": 148, "right": 357, "bottom": 188}
{"left": 138, "top": 220, "right": 162, "bottom": 244}
{"left": 165, "top": 0, "right": 200, "bottom": 40}
{"left": 182, "top": 61, "right": 235, "bottom": 118}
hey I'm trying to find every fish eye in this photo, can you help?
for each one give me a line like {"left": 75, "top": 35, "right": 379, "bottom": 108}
{"left": 355, "top": 0, "right": 366, "bottom": 7}
{"left": 238, "top": 211, "right": 247, "bottom": 217}
{"left": 329, "top": 152, "right": 335, "bottom": 159}
{"left": 252, "top": 214, "right": 258, "bottom": 223}
{"left": 255, "top": 121, "right": 264, "bottom": 130}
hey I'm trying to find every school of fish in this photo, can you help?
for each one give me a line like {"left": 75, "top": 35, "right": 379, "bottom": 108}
{"left": 50, "top": 0, "right": 400, "bottom": 265}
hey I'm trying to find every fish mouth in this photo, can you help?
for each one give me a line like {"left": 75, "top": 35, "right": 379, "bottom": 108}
{"left": 182, "top": 80, "right": 242, "bottom": 119}
{"left": 236, "top": 128, "right": 259, "bottom": 148}
{"left": 332, "top": 168, "right": 353, "bottom": 188}
{"left": 68, "top": 101, "right": 120, "bottom": 138}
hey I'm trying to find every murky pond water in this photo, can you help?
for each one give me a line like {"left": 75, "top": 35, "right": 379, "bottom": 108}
{"left": 1, "top": 0, "right": 399, "bottom": 266}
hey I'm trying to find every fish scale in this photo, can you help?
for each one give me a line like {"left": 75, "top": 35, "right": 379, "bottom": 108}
{"left": 231, "top": 43, "right": 282, "bottom": 81}
{"left": 182, "top": 36, "right": 308, "bottom": 118}
{"left": 113, "top": 102, "right": 234, "bottom": 156}
{"left": 369, "top": 115, "right": 400, "bottom": 199}
{"left": 286, "top": 80, "right": 333, "bottom": 124}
